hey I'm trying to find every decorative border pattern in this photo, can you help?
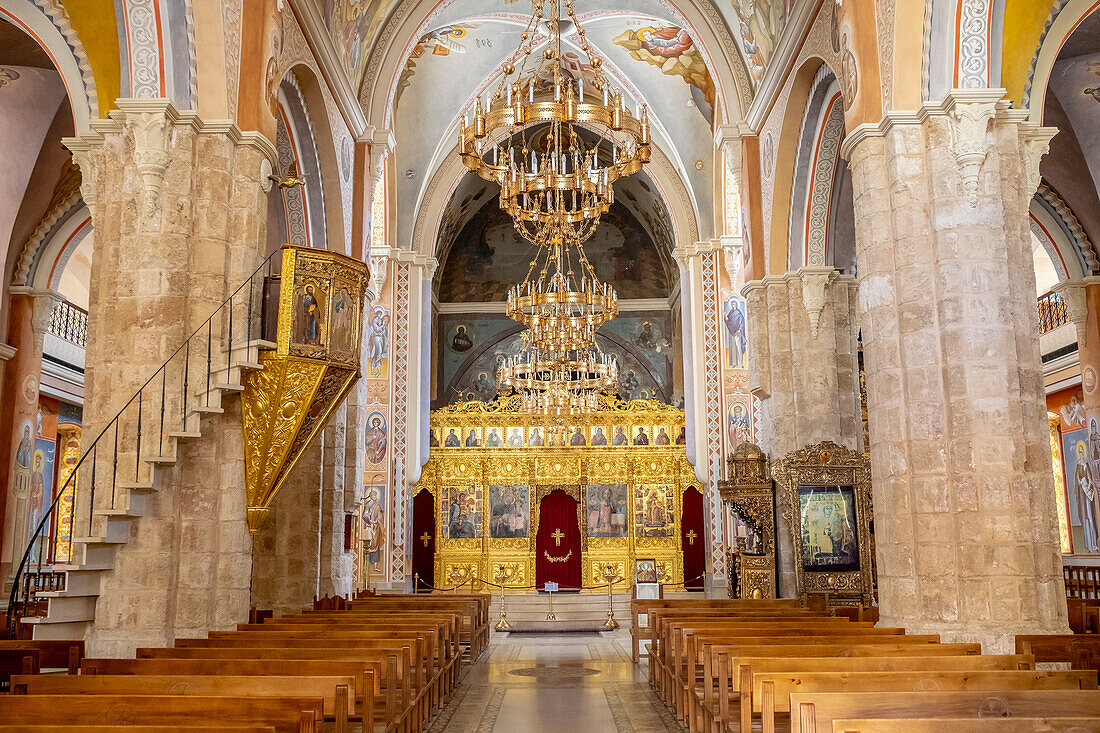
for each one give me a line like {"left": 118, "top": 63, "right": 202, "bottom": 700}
{"left": 124, "top": 0, "right": 162, "bottom": 98}
{"left": 1022, "top": 0, "right": 1072, "bottom": 111}
{"left": 183, "top": 0, "right": 198, "bottom": 107}
{"left": 13, "top": 191, "right": 82, "bottom": 286}
{"left": 391, "top": 262, "right": 410, "bottom": 579}
{"left": 33, "top": 0, "right": 99, "bottom": 117}
{"left": 956, "top": 0, "right": 991, "bottom": 89}
{"left": 1037, "top": 183, "right": 1099, "bottom": 274}
{"left": 223, "top": 0, "right": 242, "bottom": 118}
{"left": 275, "top": 107, "right": 308, "bottom": 246}
{"left": 805, "top": 93, "right": 845, "bottom": 267}
{"left": 701, "top": 251, "right": 725, "bottom": 579}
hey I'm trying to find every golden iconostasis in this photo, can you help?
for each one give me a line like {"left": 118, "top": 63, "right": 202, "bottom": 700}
{"left": 415, "top": 394, "right": 703, "bottom": 591}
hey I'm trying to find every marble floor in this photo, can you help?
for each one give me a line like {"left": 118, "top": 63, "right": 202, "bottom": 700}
{"left": 428, "top": 629, "right": 679, "bottom": 733}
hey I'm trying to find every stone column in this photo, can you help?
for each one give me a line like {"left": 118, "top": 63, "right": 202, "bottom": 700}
{"left": 0, "top": 288, "right": 59, "bottom": 581}
{"left": 64, "top": 100, "right": 276, "bottom": 655}
{"left": 743, "top": 268, "right": 861, "bottom": 596}
{"left": 674, "top": 239, "right": 728, "bottom": 594}
{"left": 251, "top": 434, "right": 324, "bottom": 616}
{"left": 842, "top": 90, "right": 1067, "bottom": 651}
{"left": 392, "top": 252, "right": 436, "bottom": 589}
{"left": 318, "top": 402, "right": 351, "bottom": 598}
{"left": 1055, "top": 278, "right": 1100, "bottom": 456}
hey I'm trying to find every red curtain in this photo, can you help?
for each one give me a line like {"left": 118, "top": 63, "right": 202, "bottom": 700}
{"left": 535, "top": 489, "right": 582, "bottom": 589}
{"left": 412, "top": 489, "right": 435, "bottom": 591}
{"left": 681, "top": 486, "right": 706, "bottom": 589}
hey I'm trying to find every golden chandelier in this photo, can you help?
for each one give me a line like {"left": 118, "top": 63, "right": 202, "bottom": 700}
{"left": 458, "top": 0, "right": 650, "bottom": 246}
{"left": 496, "top": 344, "right": 619, "bottom": 417}
{"left": 506, "top": 224, "right": 618, "bottom": 351}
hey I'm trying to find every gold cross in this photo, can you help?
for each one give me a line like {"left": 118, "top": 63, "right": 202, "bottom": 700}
{"left": 420, "top": 532, "right": 431, "bottom": 547}
{"left": 686, "top": 530, "right": 697, "bottom": 546}
{"left": 551, "top": 528, "right": 565, "bottom": 546}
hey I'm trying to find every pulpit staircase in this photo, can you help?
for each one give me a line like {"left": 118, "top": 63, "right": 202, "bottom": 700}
{"left": 5, "top": 252, "right": 282, "bottom": 640}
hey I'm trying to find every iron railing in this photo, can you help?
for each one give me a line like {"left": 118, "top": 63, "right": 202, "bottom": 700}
{"left": 6, "top": 250, "right": 281, "bottom": 636}
{"left": 48, "top": 300, "right": 88, "bottom": 349}
{"left": 1038, "top": 290, "right": 1069, "bottom": 334}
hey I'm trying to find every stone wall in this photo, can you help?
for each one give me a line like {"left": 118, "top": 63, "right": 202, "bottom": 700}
{"left": 744, "top": 268, "right": 862, "bottom": 595}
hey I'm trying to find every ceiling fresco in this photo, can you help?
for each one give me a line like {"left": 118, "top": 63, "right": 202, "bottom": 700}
{"left": 321, "top": 0, "right": 402, "bottom": 89}
{"left": 1047, "top": 11, "right": 1100, "bottom": 216}
{"left": 436, "top": 199, "right": 673, "bottom": 302}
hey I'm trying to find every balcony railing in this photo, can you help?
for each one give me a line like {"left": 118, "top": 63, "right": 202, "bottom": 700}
{"left": 1038, "top": 290, "right": 1068, "bottom": 335}
{"left": 48, "top": 299, "right": 88, "bottom": 349}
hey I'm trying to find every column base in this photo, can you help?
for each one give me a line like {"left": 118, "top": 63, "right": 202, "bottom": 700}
{"left": 877, "top": 615, "right": 1071, "bottom": 655}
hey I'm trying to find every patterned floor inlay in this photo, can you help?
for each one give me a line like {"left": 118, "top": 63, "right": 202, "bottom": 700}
{"left": 426, "top": 630, "right": 677, "bottom": 732}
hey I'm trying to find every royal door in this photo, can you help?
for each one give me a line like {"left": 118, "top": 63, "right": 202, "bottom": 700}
{"left": 681, "top": 486, "right": 706, "bottom": 589}
{"left": 412, "top": 489, "right": 435, "bottom": 592}
{"left": 535, "top": 489, "right": 582, "bottom": 589}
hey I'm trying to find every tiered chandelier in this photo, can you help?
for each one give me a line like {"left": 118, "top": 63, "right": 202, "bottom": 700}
{"left": 459, "top": 0, "right": 652, "bottom": 413}
{"left": 458, "top": 0, "right": 650, "bottom": 248}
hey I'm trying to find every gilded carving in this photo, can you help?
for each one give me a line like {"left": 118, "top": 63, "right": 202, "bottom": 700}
{"left": 420, "top": 395, "right": 694, "bottom": 590}
{"left": 771, "top": 440, "right": 875, "bottom": 606}
{"left": 242, "top": 245, "right": 370, "bottom": 532}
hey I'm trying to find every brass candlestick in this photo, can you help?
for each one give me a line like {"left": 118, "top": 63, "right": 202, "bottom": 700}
{"left": 603, "top": 564, "right": 620, "bottom": 630}
{"left": 494, "top": 567, "right": 514, "bottom": 631}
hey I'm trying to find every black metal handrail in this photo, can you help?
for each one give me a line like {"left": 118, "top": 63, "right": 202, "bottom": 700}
{"left": 1038, "top": 290, "right": 1069, "bottom": 334}
{"left": 48, "top": 300, "right": 88, "bottom": 349}
{"left": 6, "top": 250, "right": 281, "bottom": 637}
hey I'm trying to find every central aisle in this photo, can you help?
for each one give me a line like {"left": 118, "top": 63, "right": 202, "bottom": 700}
{"left": 429, "top": 629, "right": 679, "bottom": 732}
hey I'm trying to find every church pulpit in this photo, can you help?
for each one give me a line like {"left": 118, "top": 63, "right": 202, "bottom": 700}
{"left": 412, "top": 489, "right": 435, "bottom": 591}
{"left": 535, "top": 489, "right": 582, "bottom": 589}
{"left": 681, "top": 486, "right": 705, "bottom": 589}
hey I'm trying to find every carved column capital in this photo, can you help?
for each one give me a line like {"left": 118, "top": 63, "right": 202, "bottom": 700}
{"left": 9, "top": 286, "right": 62, "bottom": 338}
{"left": 946, "top": 99, "right": 998, "bottom": 207}
{"left": 796, "top": 266, "right": 838, "bottom": 339}
{"left": 116, "top": 99, "right": 176, "bottom": 223}
{"left": 1054, "top": 280, "right": 1089, "bottom": 327}
{"left": 1019, "top": 123, "right": 1058, "bottom": 198}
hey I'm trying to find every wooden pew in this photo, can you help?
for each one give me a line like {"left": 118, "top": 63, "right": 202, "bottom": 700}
{"left": 0, "top": 695, "right": 324, "bottom": 733}
{"left": 788, "top": 690, "right": 1100, "bottom": 733}
{"left": 754, "top": 670, "right": 1098, "bottom": 733}
{"left": 1017, "top": 635, "right": 1100, "bottom": 670}
{"left": 136, "top": 645, "right": 413, "bottom": 732}
{"left": 339, "top": 596, "right": 489, "bottom": 660}
{"left": 11, "top": 674, "right": 355, "bottom": 733}
{"left": 0, "top": 728, "right": 278, "bottom": 733}
{"left": 0, "top": 639, "right": 83, "bottom": 672}
{"left": 0, "top": 647, "right": 38, "bottom": 692}
{"left": 631, "top": 598, "right": 803, "bottom": 662}
{"left": 82, "top": 656, "right": 379, "bottom": 713}
{"left": 699, "top": 653, "right": 1035, "bottom": 733}
{"left": 830, "top": 718, "right": 1100, "bottom": 733}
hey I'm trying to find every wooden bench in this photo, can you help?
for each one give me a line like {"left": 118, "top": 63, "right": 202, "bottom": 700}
{"left": 12, "top": 674, "right": 356, "bottom": 733}
{"left": 830, "top": 718, "right": 1100, "bottom": 733}
{"left": 788, "top": 690, "right": 1100, "bottom": 733}
{"left": 0, "top": 639, "right": 83, "bottom": 672}
{"left": 0, "top": 647, "right": 38, "bottom": 692}
{"left": 631, "top": 599, "right": 803, "bottom": 662}
{"left": 754, "top": 670, "right": 1097, "bottom": 733}
{"left": 699, "top": 653, "right": 1036, "bottom": 733}
{"left": 0, "top": 695, "right": 324, "bottom": 733}
{"left": 1018, "top": 635, "right": 1100, "bottom": 670}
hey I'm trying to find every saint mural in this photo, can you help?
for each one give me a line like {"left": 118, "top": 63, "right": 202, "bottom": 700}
{"left": 450, "top": 324, "right": 474, "bottom": 353}
{"left": 728, "top": 403, "right": 749, "bottom": 448}
{"left": 799, "top": 486, "right": 859, "bottom": 570}
{"left": 655, "top": 427, "right": 670, "bottom": 445}
{"left": 592, "top": 427, "right": 608, "bottom": 446}
{"left": 612, "top": 427, "right": 628, "bottom": 446}
{"left": 465, "top": 428, "right": 480, "bottom": 447}
{"left": 675, "top": 426, "right": 687, "bottom": 445}
{"left": 367, "top": 306, "right": 390, "bottom": 378}
{"left": 445, "top": 487, "right": 479, "bottom": 539}
{"left": 361, "top": 485, "right": 386, "bottom": 572}
{"left": 570, "top": 427, "right": 586, "bottom": 446}
{"left": 365, "top": 413, "right": 387, "bottom": 464}
{"left": 444, "top": 428, "right": 461, "bottom": 447}
{"left": 634, "top": 427, "right": 650, "bottom": 446}
{"left": 486, "top": 428, "right": 503, "bottom": 447}
{"left": 529, "top": 427, "right": 545, "bottom": 447}
{"left": 587, "top": 484, "right": 628, "bottom": 538}
{"left": 297, "top": 282, "right": 325, "bottom": 346}
{"left": 507, "top": 427, "right": 524, "bottom": 447}
{"left": 489, "top": 484, "right": 529, "bottom": 539}
{"left": 723, "top": 296, "right": 747, "bottom": 368}
{"left": 1072, "top": 440, "right": 1099, "bottom": 552}
{"left": 331, "top": 287, "right": 355, "bottom": 351}
{"left": 635, "top": 485, "right": 674, "bottom": 538}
